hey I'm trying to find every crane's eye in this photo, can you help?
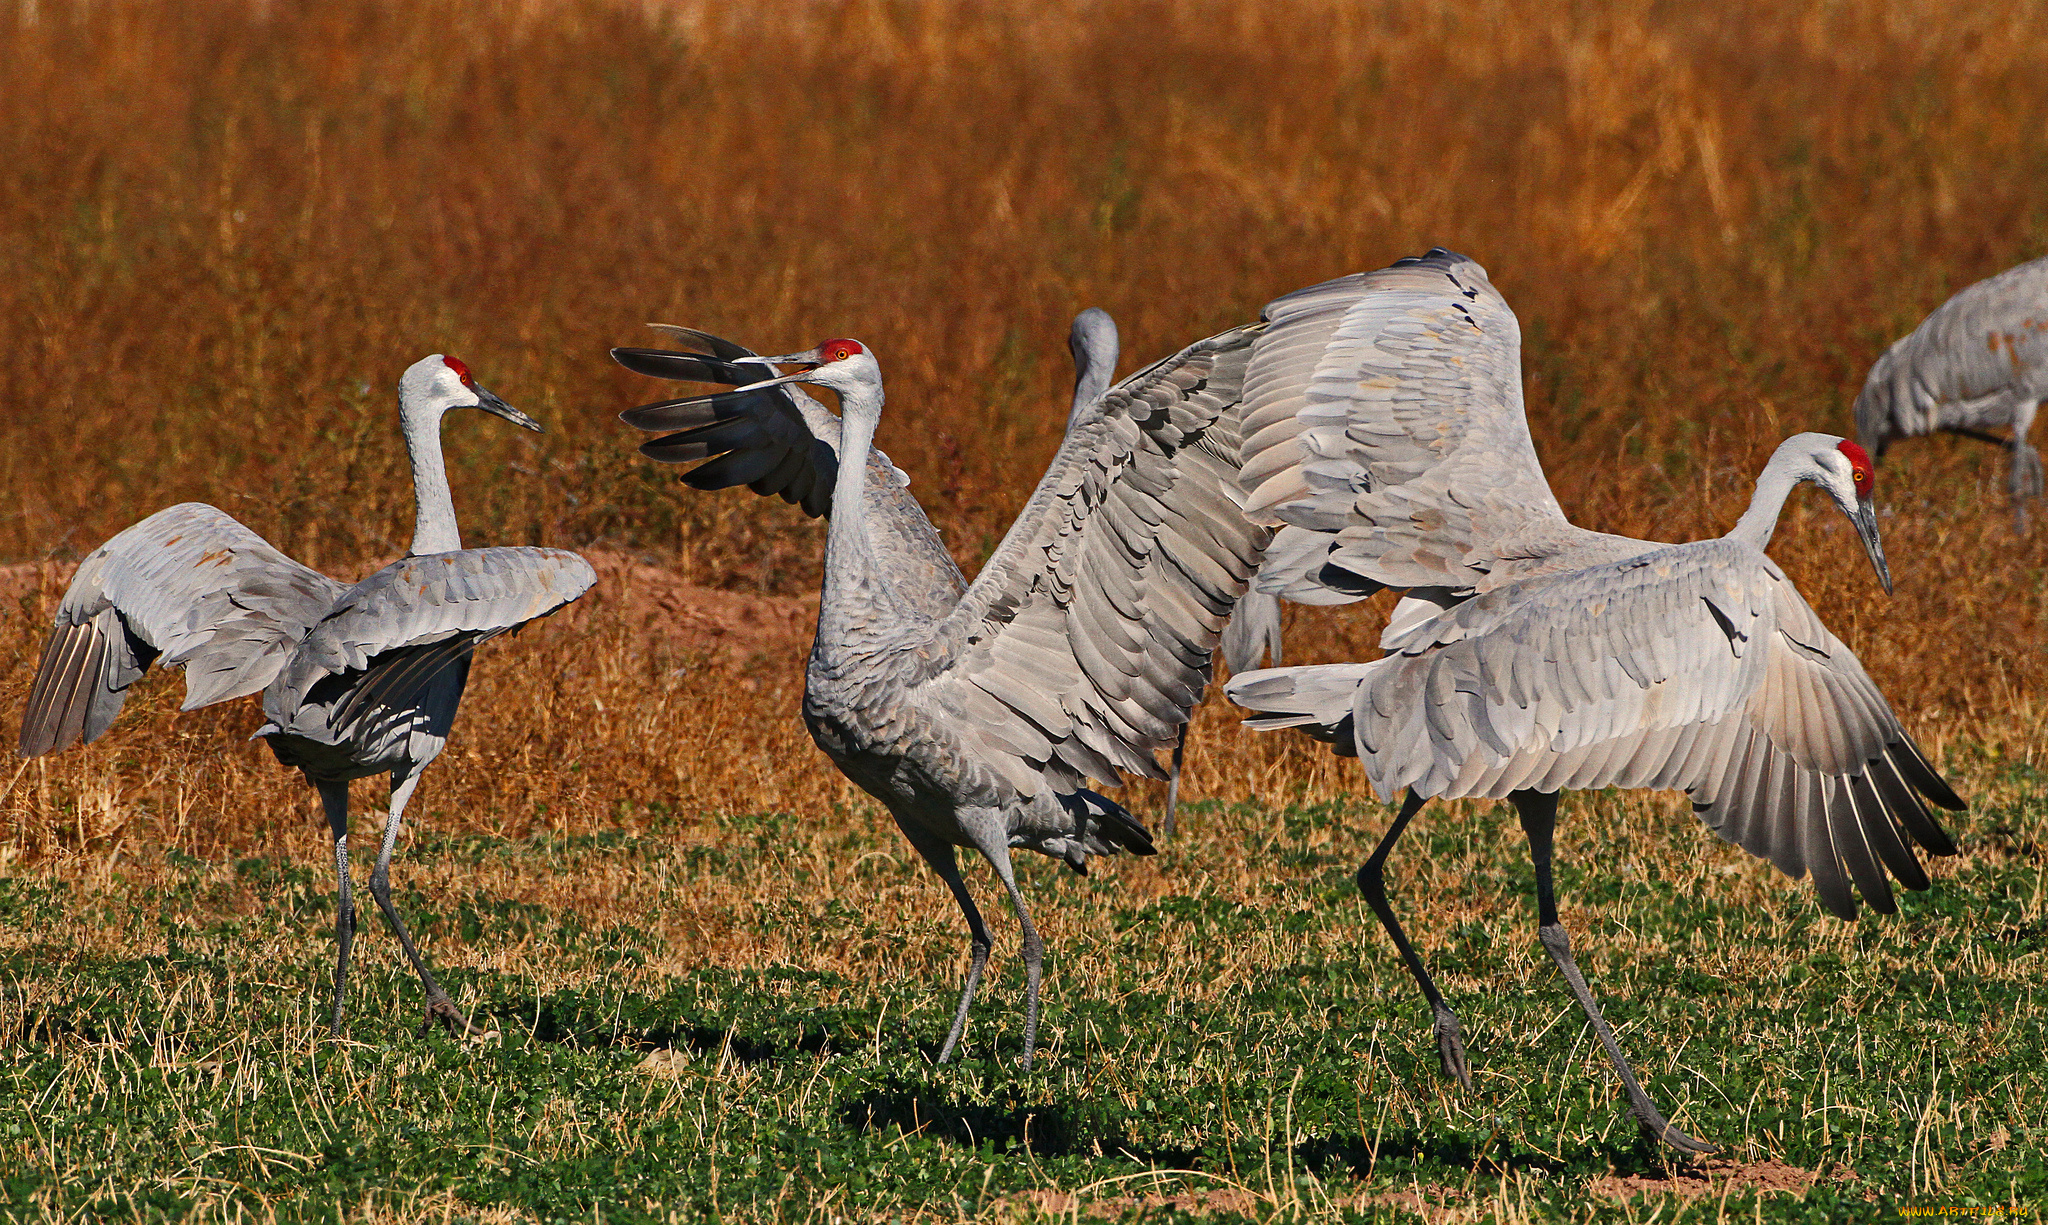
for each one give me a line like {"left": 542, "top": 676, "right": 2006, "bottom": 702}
{"left": 1835, "top": 439, "right": 1875, "bottom": 496}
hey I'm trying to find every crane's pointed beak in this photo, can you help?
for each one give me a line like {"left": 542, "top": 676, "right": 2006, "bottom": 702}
{"left": 723, "top": 349, "right": 824, "bottom": 393}
{"left": 476, "top": 384, "right": 544, "bottom": 433}
{"left": 1852, "top": 497, "right": 1892, "bottom": 595}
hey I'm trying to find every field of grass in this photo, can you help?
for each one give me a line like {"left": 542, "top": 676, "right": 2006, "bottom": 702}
{"left": 2, "top": 0, "right": 2047, "bottom": 1219}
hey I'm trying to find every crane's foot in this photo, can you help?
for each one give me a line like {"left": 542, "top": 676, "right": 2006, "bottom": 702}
{"left": 1431, "top": 1004, "right": 1472, "bottom": 1090}
{"left": 417, "top": 993, "right": 492, "bottom": 1040}
{"left": 1628, "top": 1100, "right": 1718, "bottom": 1156}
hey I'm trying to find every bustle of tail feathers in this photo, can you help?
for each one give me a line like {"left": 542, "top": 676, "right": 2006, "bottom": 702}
{"left": 1051, "top": 788, "right": 1155, "bottom": 873}
{"left": 1223, "top": 665, "right": 1370, "bottom": 757}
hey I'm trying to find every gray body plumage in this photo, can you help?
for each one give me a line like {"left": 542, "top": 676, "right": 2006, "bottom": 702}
{"left": 619, "top": 326, "right": 1273, "bottom": 1066}
{"left": 19, "top": 355, "right": 594, "bottom": 1036}
{"left": 1225, "top": 248, "right": 1962, "bottom": 1152}
{"left": 1854, "top": 254, "right": 2048, "bottom": 526}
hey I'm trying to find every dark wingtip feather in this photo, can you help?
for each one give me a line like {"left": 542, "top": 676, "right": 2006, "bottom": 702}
{"left": 638, "top": 437, "right": 715, "bottom": 465}
{"left": 1315, "top": 561, "right": 1386, "bottom": 598}
{"left": 1064, "top": 787, "right": 1155, "bottom": 856}
{"left": 611, "top": 348, "right": 762, "bottom": 386}
{"left": 646, "top": 325, "right": 759, "bottom": 362}
{"left": 621, "top": 396, "right": 723, "bottom": 431}
{"left": 19, "top": 621, "right": 101, "bottom": 757}
{"left": 1895, "top": 734, "right": 1966, "bottom": 812}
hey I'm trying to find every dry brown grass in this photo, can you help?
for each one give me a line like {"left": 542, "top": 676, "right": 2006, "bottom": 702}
{"left": 0, "top": 0, "right": 2043, "bottom": 963}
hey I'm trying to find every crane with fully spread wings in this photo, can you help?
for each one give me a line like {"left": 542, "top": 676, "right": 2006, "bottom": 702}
{"left": 20, "top": 356, "right": 594, "bottom": 1037}
{"left": 1225, "top": 249, "right": 1963, "bottom": 1152}
{"left": 1855, "top": 254, "right": 2048, "bottom": 530}
{"left": 617, "top": 327, "right": 1271, "bottom": 1068}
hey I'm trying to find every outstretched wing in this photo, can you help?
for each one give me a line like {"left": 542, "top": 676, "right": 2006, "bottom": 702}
{"left": 261, "top": 547, "right": 596, "bottom": 741}
{"left": 897, "top": 326, "right": 1272, "bottom": 794}
{"left": 1229, "top": 537, "right": 1961, "bottom": 918}
{"left": 1238, "top": 248, "right": 1637, "bottom": 596}
{"left": 19, "top": 503, "right": 347, "bottom": 756}
{"left": 617, "top": 327, "right": 966, "bottom": 613}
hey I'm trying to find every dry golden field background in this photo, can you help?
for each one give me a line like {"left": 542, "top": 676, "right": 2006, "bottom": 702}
{"left": 0, "top": 0, "right": 2044, "bottom": 977}
{"left": 3, "top": 3, "right": 2048, "bottom": 1218}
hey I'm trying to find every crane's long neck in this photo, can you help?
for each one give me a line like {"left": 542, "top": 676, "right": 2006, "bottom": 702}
{"left": 816, "top": 380, "right": 883, "bottom": 644}
{"left": 403, "top": 405, "right": 463, "bottom": 556}
{"left": 1728, "top": 455, "right": 1801, "bottom": 552}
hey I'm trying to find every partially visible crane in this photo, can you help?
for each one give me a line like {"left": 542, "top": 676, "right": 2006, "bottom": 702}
{"left": 1062, "top": 307, "right": 1282, "bottom": 838}
{"left": 20, "top": 355, "right": 595, "bottom": 1037}
{"left": 618, "top": 328, "right": 1271, "bottom": 1069}
{"left": 1855, "top": 254, "right": 2048, "bottom": 529}
{"left": 1226, "top": 250, "right": 1963, "bottom": 1153}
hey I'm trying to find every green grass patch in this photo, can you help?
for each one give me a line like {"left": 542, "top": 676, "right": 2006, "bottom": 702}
{"left": 1, "top": 779, "right": 2044, "bottom": 1223}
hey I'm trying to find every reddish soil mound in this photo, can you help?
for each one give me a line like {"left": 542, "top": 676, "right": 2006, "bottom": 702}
{"left": 1589, "top": 1156, "right": 1824, "bottom": 1202}
{"left": 0, "top": 561, "right": 68, "bottom": 609}
{"left": 568, "top": 550, "right": 817, "bottom": 666}
{"left": 1003, "top": 1183, "right": 1470, "bottom": 1221}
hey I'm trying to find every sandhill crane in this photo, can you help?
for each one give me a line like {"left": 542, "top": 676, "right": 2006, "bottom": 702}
{"left": 1855, "top": 254, "right": 2048, "bottom": 529}
{"left": 1062, "top": 307, "right": 1283, "bottom": 838}
{"left": 1225, "top": 250, "right": 1963, "bottom": 1152}
{"left": 618, "top": 330, "right": 1270, "bottom": 1068}
{"left": 19, "top": 355, "right": 596, "bottom": 1036}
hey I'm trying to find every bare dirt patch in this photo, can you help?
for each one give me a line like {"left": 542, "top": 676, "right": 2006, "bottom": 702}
{"left": 1000, "top": 1182, "right": 1472, "bottom": 1222}
{"left": 565, "top": 551, "right": 817, "bottom": 667}
{"left": 0, "top": 561, "right": 67, "bottom": 609}
{"left": 1588, "top": 1156, "right": 1823, "bottom": 1202}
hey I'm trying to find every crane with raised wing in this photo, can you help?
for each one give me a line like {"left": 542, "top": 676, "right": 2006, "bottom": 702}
{"left": 1225, "top": 249, "right": 1963, "bottom": 1152}
{"left": 617, "top": 327, "right": 1271, "bottom": 1068}
{"left": 20, "top": 355, "right": 595, "bottom": 1037}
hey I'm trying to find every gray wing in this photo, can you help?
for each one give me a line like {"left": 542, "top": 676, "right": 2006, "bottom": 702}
{"left": 1854, "top": 256, "right": 2048, "bottom": 447}
{"left": 897, "top": 325, "right": 1272, "bottom": 794}
{"left": 1228, "top": 538, "right": 1961, "bottom": 918}
{"left": 1238, "top": 248, "right": 1638, "bottom": 596}
{"left": 261, "top": 547, "right": 596, "bottom": 739}
{"left": 617, "top": 327, "right": 966, "bottom": 612}
{"left": 19, "top": 503, "right": 346, "bottom": 756}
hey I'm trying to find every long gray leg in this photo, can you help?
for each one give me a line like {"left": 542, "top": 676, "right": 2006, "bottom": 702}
{"left": 958, "top": 808, "right": 1044, "bottom": 1070}
{"left": 897, "top": 820, "right": 994, "bottom": 1064}
{"left": 318, "top": 780, "right": 357, "bottom": 1037}
{"left": 1358, "top": 790, "right": 1470, "bottom": 1088}
{"left": 2010, "top": 399, "right": 2042, "bottom": 531}
{"left": 1513, "top": 790, "right": 1716, "bottom": 1154}
{"left": 366, "top": 767, "right": 484, "bottom": 1038}
{"left": 1162, "top": 726, "right": 1186, "bottom": 842}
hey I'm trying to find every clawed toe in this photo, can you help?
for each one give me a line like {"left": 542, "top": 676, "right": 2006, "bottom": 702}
{"left": 418, "top": 995, "right": 489, "bottom": 1040}
{"left": 1631, "top": 1104, "right": 1718, "bottom": 1155}
{"left": 1432, "top": 1007, "right": 1472, "bottom": 1090}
